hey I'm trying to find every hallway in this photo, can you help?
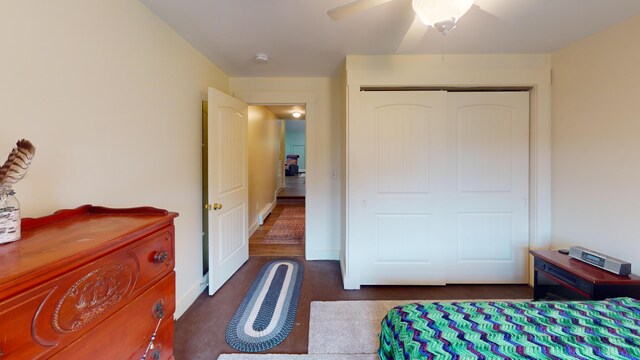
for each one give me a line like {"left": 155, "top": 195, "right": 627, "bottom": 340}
{"left": 277, "top": 173, "right": 305, "bottom": 198}
{"left": 249, "top": 203, "right": 305, "bottom": 256}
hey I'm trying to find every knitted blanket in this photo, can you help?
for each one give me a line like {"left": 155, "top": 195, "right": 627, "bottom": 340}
{"left": 379, "top": 297, "right": 640, "bottom": 359}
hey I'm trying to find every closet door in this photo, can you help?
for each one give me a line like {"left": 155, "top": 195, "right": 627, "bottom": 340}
{"left": 353, "top": 91, "right": 448, "bottom": 285}
{"left": 350, "top": 91, "right": 529, "bottom": 286}
{"left": 445, "top": 92, "right": 529, "bottom": 283}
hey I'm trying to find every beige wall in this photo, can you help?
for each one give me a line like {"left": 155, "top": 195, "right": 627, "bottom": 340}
{"left": 0, "top": 0, "right": 229, "bottom": 318}
{"left": 248, "top": 106, "right": 282, "bottom": 233}
{"left": 551, "top": 15, "right": 640, "bottom": 268}
{"left": 230, "top": 78, "right": 343, "bottom": 259}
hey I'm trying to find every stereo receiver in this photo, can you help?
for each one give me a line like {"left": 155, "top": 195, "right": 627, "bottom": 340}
{"left": 568, "top": 246, "right": 631, "bottom": 276}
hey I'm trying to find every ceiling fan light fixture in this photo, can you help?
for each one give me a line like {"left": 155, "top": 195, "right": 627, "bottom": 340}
{"left": 255, "top": 53, "right": 269, "bottom": 63}
{"left": 412, "top": 0, "right": 474, "bottom": 34}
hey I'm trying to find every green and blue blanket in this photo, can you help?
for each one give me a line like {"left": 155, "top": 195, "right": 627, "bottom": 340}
{"left": 379, "top": 297, "right": 640, "bottom": 359}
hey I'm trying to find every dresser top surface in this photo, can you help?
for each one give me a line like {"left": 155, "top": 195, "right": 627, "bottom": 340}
{"left": 0, "top": 205, "right": 177, "bottom": 294}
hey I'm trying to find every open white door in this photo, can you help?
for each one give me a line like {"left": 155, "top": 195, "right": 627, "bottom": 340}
{"left": 207, "top": 87, "right": 249, "bottom": 296}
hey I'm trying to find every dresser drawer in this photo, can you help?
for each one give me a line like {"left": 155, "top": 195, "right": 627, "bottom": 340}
{"left": 0, "top": 292, "right": 51, "bottom": 359}
{"left": 129, "top": 227, "right": 175, "bottom": 290}
{"left": 50, "top": 271, "right": 175, "bottom": 360}
{"left": 0, "top": 227, "right": 175, "bottom": 359}
{"left": 128, "top": 317, "right": 175, "bottom": 360}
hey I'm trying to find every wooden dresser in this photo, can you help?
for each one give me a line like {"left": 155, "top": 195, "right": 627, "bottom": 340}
{"left": 0, "top": 205, "right": 178, "bottom": 359}
{"left": 530, "top": 250, "right": 640, "bottom": 301}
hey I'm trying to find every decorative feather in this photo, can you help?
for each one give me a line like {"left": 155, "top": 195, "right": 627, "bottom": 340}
{"left": 0, "top": 139, "right": 36, "bottom": 190}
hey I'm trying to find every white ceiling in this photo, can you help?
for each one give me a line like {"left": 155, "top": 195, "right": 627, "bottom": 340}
{"left": 139, "top": 0, "right": 640, "bottom": 77}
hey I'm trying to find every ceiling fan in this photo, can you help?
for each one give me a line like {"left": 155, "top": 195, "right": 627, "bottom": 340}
{"left": 327, "top": 0, "right": 480, "bottom": 52}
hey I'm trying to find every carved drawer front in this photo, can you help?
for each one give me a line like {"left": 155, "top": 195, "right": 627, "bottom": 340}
{"left": 129, "top": 228, "right": 175, "bottom": 291}
{"left": 50, "top": 272, "right": 175, "bottom": 360}
{"left": 0, "top": 259, "right": 138, "bottom": 359}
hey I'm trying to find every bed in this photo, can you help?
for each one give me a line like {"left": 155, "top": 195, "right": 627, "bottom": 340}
{"left": 379, "top": 297, "right": 640, "bottom": 359}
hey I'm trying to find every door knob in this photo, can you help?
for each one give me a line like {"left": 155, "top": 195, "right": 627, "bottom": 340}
{"left": 205, "top": 203, "right": 223, "bottom": 211}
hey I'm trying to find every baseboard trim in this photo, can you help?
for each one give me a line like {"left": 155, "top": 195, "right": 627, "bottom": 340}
{"left": 342, "top": 276, "right": 361, "bottom": 290}
{"left": 175, "top": 277, "right": 206, "bottom": 319}
{"left": 249, "top": 219, "right": 259, "bottom": 237}
{"left": 339, "top": 249, "right": 360, "bottom": 289}
{"left": 340, "top": 249, "right": 346, "bottom": 276}
{"left": 266, "top": 200, "right": 277, "bottom": 219}
{"left": 306, "top": 249, "right": 339, "bottom": 261}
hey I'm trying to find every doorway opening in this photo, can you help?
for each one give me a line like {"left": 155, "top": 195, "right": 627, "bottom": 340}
{"left": 247, "top": 104, "right": 306, "bottom": 257}
{"left": 280, "top": 111, "right": 306, "bottom": 200}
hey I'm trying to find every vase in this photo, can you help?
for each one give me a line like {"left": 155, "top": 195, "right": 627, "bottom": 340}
{"left": 0, "top": 188, "right": 21, "bottom": 244}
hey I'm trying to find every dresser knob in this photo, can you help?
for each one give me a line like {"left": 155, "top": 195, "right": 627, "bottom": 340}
{"left": 153, "top": 251, "right": 168, "bottom": 264}
{"left": 153, "top": 301, "right": 165, "bottom": 319}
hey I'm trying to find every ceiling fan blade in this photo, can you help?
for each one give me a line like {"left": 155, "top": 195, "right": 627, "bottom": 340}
{"left": 327, "top": 0, "right": 396, "bottom": 21}
{"left": 396, "top": 15, "right": 428, "bottom": 53}
{"left": 472, "top": 0, "right": 515, "bottom": 21}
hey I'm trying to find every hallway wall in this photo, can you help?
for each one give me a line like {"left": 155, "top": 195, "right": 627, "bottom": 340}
{"left": 248, "top": 106, "right": 282, "bottom": 234}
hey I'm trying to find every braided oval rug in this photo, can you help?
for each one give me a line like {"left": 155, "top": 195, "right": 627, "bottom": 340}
{"left": 226, "top": 259, "right": 304, "bottom": 352}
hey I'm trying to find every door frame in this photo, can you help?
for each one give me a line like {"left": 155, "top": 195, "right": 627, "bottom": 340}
{"left": 202, "top": 100, "right": 209, "bottom": 276}
{"left": 235, "top": 91, "right": 317, "bottom": 260}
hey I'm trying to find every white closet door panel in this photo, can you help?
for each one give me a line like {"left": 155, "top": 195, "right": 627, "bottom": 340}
{"left": 376, "top": 214, "right": 433, "bottom": 262}
{"left": 355, "top": 91, "right": 448, "bottom": 285}
{"left": 457, "top": 213, "right": 513, "bottom": 261}
{"left": 446, "top": 92, "right": 529, "bottom": 283}
{"left": 377, "top": 106, "right": 430, "bottom": 194}
{"left": 457, "top": 106, "right": 513, "bottom": 193}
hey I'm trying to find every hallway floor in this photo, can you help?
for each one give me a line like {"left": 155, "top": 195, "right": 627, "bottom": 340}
{"left": 277, "top": 173, "right": 305, "bottom": 198}
{"left": 249, "top": 203, "right": 305, "bottom": 256}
